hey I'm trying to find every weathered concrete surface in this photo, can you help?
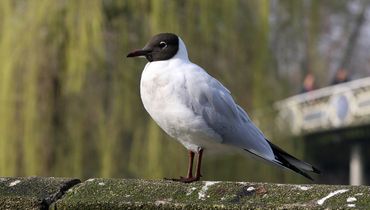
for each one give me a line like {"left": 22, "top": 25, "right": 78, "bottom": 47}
{"left": 0, "top": 177, "right": 80, "bottom": 210}
{"left": 53, "top": 179, "right": 370, "bottom": 209}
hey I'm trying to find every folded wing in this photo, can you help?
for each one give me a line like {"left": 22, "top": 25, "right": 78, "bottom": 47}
{"left": 184, "top": 66, "right": 275, "bottom": 161}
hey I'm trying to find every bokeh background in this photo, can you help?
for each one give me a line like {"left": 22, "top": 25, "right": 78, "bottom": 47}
{"left": 1, "top": 0, "right": 370, "bottom": 184}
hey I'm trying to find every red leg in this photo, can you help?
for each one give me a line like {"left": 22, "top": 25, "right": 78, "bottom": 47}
{"left": 186, "top": 151, "right": 195, "bottom": 178}
{"left": 165, "top": 149, "right": 203, "bottom": 183}
{"left": 195, "top": 148, "right": 203, "bottom": 179}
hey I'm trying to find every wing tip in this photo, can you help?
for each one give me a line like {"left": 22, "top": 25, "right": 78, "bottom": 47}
{"left": 243, "top": 148, "right": 318, "bottom": 181}
{"left": 265, "top": 139, "right": 321, "bottom": 181}
{"left": 303, "top": 173, "right": 314, "bottom": 181}
{"left": 312, "top": 166, "right": 321, "bottom": 174}
{"left": 272, "top": 159, "right": 315, "bottom": 181}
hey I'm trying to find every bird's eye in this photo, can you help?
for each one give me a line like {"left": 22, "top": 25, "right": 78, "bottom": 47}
{"left": 159, "top": 41, "right": 167, "bottom": 49}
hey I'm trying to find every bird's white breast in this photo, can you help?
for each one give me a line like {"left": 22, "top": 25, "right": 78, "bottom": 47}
{"left": 140, "top": 59, "right": 222, "bottom": 152}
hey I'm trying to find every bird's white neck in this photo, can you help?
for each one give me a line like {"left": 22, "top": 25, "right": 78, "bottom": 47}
{"left": 172, "top": 37, "right": 189, "bottom": 61}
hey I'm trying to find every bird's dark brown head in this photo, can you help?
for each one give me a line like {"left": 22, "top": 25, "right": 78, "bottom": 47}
{"left": 127, "top": 33, "right": 179, "bottom": 62}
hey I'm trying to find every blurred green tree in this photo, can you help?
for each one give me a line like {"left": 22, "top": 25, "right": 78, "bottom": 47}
{"left": 1, "top": 0, "right": 361, "bottom": 183}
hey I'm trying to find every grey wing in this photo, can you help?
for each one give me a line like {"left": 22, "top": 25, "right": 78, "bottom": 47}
{"left": 186, "top": 70, "right": 275, "bottom": 160}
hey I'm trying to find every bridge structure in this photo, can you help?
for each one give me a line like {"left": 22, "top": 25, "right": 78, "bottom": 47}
{"left": 275, "top": 77, "right": 370, "bottom": 185}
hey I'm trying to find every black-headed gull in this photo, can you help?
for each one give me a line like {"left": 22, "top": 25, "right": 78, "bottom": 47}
{"left": 127, "top": 33, "right": 320, "bottom": 183}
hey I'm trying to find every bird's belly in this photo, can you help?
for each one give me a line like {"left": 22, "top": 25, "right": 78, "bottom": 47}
{"left": 141, "top": 87, "right": 222, "bottom": 152}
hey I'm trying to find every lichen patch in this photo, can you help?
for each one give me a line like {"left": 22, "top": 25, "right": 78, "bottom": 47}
{"left": 346, "top": 197, "right": 357, "bottom": 202}
{"left": 186, "top": 187, "right": 197, "bottom": 196}
{"left": 198, "top": 181, "right": 219, "bottom": 200}
{"left": 155, "top": 200, "right": 168, "bottom": 206}
{"left": 317, "top": 189, "right": 349, "bottom": 205}
{"left": 298, "top": 186, "right": 312, "bottom": 191}
{"left": 247, "top": 187, "right": 255, "bottom": 192}
{"left": 155, "top": 198, "right": 172, "bottom": 206}
{"left": 348, "top": 203, "right": 356, "bottom": 208}
{"left": 9, "top": 180, "right": 21, "bottom": 187}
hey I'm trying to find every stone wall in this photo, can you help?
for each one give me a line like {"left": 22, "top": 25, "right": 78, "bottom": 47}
{"left": 0, "top": 177, "right": 369, "bottom": 209}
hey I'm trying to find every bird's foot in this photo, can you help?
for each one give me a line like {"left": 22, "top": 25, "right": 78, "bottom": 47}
{"left": 164, "top": 176, "right": 200, "bottom": 183}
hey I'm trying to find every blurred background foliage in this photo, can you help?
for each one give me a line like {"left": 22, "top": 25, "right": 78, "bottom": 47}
{"left": 0, "top": 0, "right": 369, "bottom": 183}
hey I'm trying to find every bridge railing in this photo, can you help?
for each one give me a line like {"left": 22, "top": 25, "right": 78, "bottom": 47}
{"left": 275, "top": 77, "right": 370, "bottom": 135}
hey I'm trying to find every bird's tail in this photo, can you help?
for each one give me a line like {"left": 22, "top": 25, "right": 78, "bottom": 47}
{"left": 265, "top": 139, "right": 320, "bottom": 181}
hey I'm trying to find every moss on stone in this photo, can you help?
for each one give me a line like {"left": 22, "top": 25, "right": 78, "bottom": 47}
{"left": 53, "top": 179, "right": 370, "bottom": 209}
{"left": 0, "top": 177, "right": 80, "bottom": 210}
{"left": 1, "top": 177, "right": 369, "bottom": 209}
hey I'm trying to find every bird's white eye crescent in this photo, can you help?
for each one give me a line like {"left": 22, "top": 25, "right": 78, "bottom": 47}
{"left": 159, "top": 41, "right": 167, "bottom": 49}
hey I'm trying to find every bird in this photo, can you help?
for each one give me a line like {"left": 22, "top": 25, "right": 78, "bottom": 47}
{"left": 127, "top": 33, "right": 320, "bottom": 183}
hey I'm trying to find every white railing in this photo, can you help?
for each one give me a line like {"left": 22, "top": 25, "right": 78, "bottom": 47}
{"left": 275, "top": 77, "right": 370, "bottom": 135}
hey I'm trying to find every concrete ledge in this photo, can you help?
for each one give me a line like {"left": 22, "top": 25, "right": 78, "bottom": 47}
{"left": 53, "top": 179, "right": 370, "bottom": 209}
{"left": 0, "top": 177, "right": 80, "bottom": 210}
{"left": 1, "top": 177, "right": 370, "bottom": 209}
